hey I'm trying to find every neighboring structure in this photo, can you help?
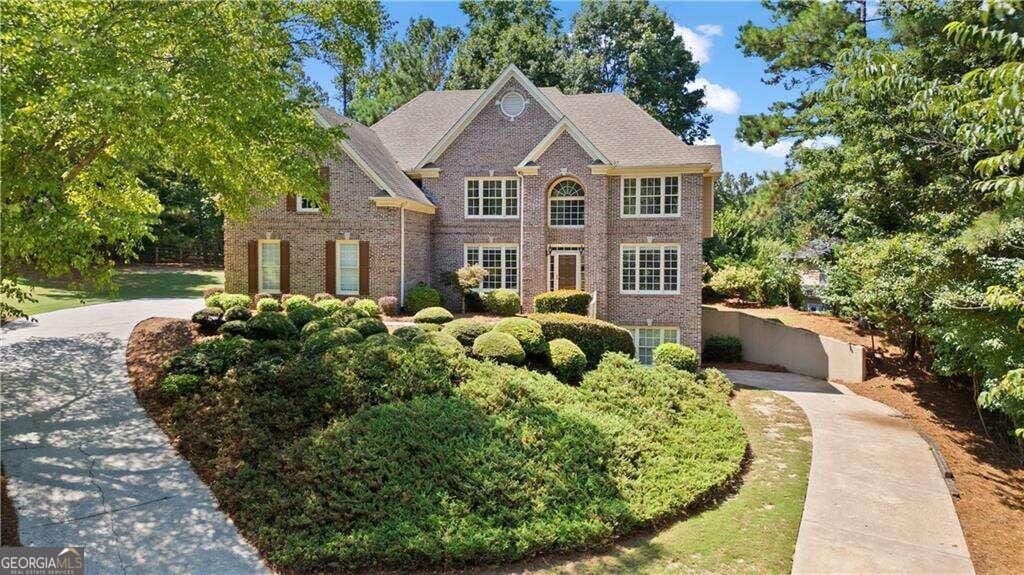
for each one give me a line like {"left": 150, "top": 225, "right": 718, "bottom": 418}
{"left": 783, "top": 238, "right": 835, "bottom": 313}
{"left": 224, "top": 65, "right": 722, "bottom": 357}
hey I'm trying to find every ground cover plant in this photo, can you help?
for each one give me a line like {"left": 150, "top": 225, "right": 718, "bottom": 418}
{"left": 156, "top": 311, "right": 747, "bottom": 570}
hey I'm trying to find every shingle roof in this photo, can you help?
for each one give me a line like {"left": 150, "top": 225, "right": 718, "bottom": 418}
{"left": 370, "top": 90, "right": 484, "bottom": 171}
{"left": 318, "top": 107, "right": 432, "bottom": 205}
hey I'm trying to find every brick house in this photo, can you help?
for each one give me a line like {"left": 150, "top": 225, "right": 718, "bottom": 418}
{"left": 224, "top": 65, "right": 721, "bottom": 361}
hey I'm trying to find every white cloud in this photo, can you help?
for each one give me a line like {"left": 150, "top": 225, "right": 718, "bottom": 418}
{"left": 694, "top": 136, "right": 718, "bottom": 146}
{"left": 674, "top": 23, "right": 722, "bottom": 65}
{"left": 687, "top": 77, "right": 740, "bottom": 114}
{"left": 735, "top": 139, "right": 793, "bottom": 159}
{"left": 800, "top": 135, "right": 841, "bottom": 149}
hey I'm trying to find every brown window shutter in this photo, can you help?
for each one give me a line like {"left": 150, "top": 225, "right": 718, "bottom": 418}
{"left": 319, "top": 166, "right": 331, "bottom": 206}
{"left": 325, "top": 240, "right": 336, "bottom": 294}
{"left": 286, "top": 194, "right": 296, "bottom": 212}
{"left": 247, "top": 240, "right": 258, "bottom": 293}
{"left": 358, "top": 240, "right": 369, "bottom": 295}
{"left": 280, "top": 241, "right": 291, "bottom": 294}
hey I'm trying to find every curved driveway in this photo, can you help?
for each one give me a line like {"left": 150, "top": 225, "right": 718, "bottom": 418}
{"left": 2, "top": 299, "right": 266, "bottom": 574}
{"left": 726, "top": 370, "right": 974, "bottom": 574}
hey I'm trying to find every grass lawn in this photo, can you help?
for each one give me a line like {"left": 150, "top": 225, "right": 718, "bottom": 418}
{"left": 503, "top": 389, "right": 810, "bottom": 575}
{"left": 10, "top": 267, "right": 223, "bottom": 317}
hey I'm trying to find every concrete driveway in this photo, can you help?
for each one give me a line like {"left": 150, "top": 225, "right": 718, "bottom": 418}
{"left": 2, "top": 299, "right": 267, "bottom": 574}
{"left": 726, "top": 370, "right": 974, "bottom": 574}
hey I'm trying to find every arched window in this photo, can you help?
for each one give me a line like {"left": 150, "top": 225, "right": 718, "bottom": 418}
{"left": 548, "top": 179, "right": 585, "bottom": 227}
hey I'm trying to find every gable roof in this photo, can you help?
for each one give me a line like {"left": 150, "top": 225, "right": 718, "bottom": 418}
{"left": 371, "top": 89, "right": 483, "bottom": 172}
{"left": 315, "top": 107, "right": 433, "bottom": 207}
{"left": 518, "top": 117, "right": 609, "bottom": 168}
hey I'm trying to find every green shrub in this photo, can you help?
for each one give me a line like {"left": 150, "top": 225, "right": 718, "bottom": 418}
{"left": 702, "top": 336, "right": 742, "bottom": 362}
{"left": 528, "top": 313, "right": 635, "bottom": 367}
{"left": 281, "top": 294, "right": 311, "bottom": 311}
{"left": 353, "top": 298, "right": 381, "bottom": 317}
{"left": 707, "top": 266, "right": 761, "bottom": 301}
{"left": 159, "top": 373, "right": 203, "bottom": 396}
{"left": 364, "top": 332, "right": 404, "bottom": 346}
{"left": 405, "top": 283, "right": 442, "bottom": 314}
{"left": 412, "top": 331, "right": 465, "bottom": 363}
{"left": 482, "top": 288, "right": 520, "bottom": 316}
{"left": 246, "top": 312, "right": 298, "bottom": 340}
{"left": 341, "top": 296, "right": 359, "bottom": 306}
{"left": 653, "top": 343, "right": 699, "bottom": 372}
{"left": 548, "top": 338, "right": 587, "bottom": 382}
{"left": 418, "top": 322, "right": 441, "bottom": 332}
{"left": 316, "top": 298, "right": 345, "bottom": 314}
{"left": 191, "top": 307, "right": 224, "bottom": 331}
{"left": 285, "top": 298, "right": 327, "bottom": 328}
{"left": 392, "top": 325, "right": 425, "bottom": 341}
{"left": 472, "top": 331, "right": 526, "bottom": 365}
{"left": 698, "top": 368, "right": 734, "bottom": 398}
{"left": 300, "top": 315, "right": 348, "bottom": 339}
{"left": 218, "top": 320, "right": 249, "bottom": 338}
{"left": 312, "top": 292, "right": 335, "bottom": 302}
{"left": 349, "top": 317, "right": 387, "bottom": 337}
{"left": 163, "top": 337, "right": 255, "bottom": 376}
{"left": 206, "top": 292, "right": 251, "bottom": 311}
{"left": 413, "top": 306, "right": 454, "bottom": 324}
{"left": 223, "top": 306, "right": 252, "bottom": 322}
{"left": 377, "top": 296, "right": 399, "bottom": 316}
{"left": 534, "top": 290, "right": 592, "bottom": 315}
{"left": 301, "top": 327, "right": 363, "bottom": 356}
{"left": 331, "top": 307, "right": 368, "bottom": 325}
{"left": 493, "top": 317, "right": 547, "bottom": 357}
{"left": 441, "top": 318, "right": 491, "bottom": 347}
{"left": 256, "top": 298, "right": 282, "bottom": 313}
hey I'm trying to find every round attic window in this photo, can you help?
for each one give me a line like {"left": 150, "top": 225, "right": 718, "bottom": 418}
{"left": 499, "top": 91, "right": 526, "bottom": 119}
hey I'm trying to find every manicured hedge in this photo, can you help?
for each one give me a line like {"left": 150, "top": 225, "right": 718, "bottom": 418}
{"left": 528, "top": 313, "right": 634, "bottom": 366}
{"left": 285, "top": 299, "right": 327, "bottom": 328}
{"left": 492, "top": 317, "right": 547, "bottom": 357}
{"left": 223, "top": 306, "right": 252, "bottom": 322}
{"left": 413, "top": 306, "right": 454, "bottom": 324}
{"left": 246, "top": 312, "right": 298, "bottom": 340}
{"left": 256, "top": 298, "right": 282, "bottom": 313}
{"left": 219, "top": 320, "right": 248, "bottom": 338}
{"left": 483, "top": 289, "right": 520, "bottom": 316}
{"left": 353, "top": 298, "right": 381, "bottom": 317}
{"left": 301, "top": 327, "right": 363, "bottom": 356}
{"left": 548, "top": 338, "right": 586, "bottom": 383}
{"left": 316, "top": 298, "right": 345, "bottom": 314}
{"left": 442, "top": 318, "right": 491, "bottom": 347}
{"left": 191, "top": 307, "right": 224, "bottom": 331}
{"left": 392, "top": 325, "right": 425, "bottom": 342}
{"left": 471, "top": 331, "right": 525, "bottom": 365}
{"left": 349, "top": 317, "right": 388, "bottom": 337}
{"left": 698, "top": 368, "right": 734, "bottom": 398}
{"left": 533, "top": 290, "right": 592, "bottom": 315}
{"left": 702, "top": 336, "right": 742, "bottom": 362}
{"left": 412, "top": 331, "right": 465, "bottom": 363}
{"left": 653, "top": 343, "right": 699, "bottom": 372}
{"left": 405, "top": 283, "right": 442, "bottom": 314}
{"left": 206, "top": 292, "right": 251, "bottom": 311}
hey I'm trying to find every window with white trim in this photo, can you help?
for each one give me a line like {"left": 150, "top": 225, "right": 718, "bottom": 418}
{"left": 258, "top": 240, "right": 281, "bottom": 293}
{"left": 465, "top": 244, "right": 518, "bottom": 291}
{"left": 621, "top": 176, "right": 680, "bottom": 216}
{"left": 620, "top": 244, "right": 680, "bottom": 294}
{"left": 548, "top": 179, "right": 585, "bottom": 227}
{"left": 466, "top": 178, "right": 518, "bottom": 218}
{"left": 628, "top": 327, "right": 679, "bottom": 365}
{"left": 335, "top": 240, "right": 360, "bottom": 295}
{"left": 297, "top": 194, "right": 320, "bottom": 212}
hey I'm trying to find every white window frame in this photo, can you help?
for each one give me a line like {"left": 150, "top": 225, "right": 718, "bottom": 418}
{"left": 619, "top": 243, "right": 681, "bottom": 295}
{"left": 296, "top": 194, "right": 320, "bottom": 213}
{"left": 620, "top": 175, "right": 681, "bottom": 218}
{"left": 627, "top": 326, "right": 680, "bottom": 365}
{"left": 465, "top": 177, "right": 519, "bottom": 219}
{"left": 464, "top": 243, "right": 519, "bottom": 292}
{"left": 335, "top": 239, "right": 360, "bottom": 296}
{"left": 257, "top": 239, "right": 282, "bottom": 294}
{"left": 548, "top": 178, "right": 585, "bottom": 228}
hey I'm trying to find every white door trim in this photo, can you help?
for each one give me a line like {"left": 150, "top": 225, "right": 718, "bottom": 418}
{"left": 549, "top": 250, "right": 582, "bottom": 291}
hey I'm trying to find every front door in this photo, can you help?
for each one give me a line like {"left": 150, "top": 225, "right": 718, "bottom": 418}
{"left": 555, "top": 252, "right": 580, "bottom": 290}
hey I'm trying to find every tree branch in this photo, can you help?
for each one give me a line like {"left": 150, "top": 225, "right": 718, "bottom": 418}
{"left": 62, "top": 136, "right": 111, "bottom": 184}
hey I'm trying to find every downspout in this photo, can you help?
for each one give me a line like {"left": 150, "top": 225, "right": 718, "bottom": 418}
{"left": 400, "top": 205, "right": 406, "bottom": 306}
{"left": 518, "top": 173, "right": 525, "bottom": 311}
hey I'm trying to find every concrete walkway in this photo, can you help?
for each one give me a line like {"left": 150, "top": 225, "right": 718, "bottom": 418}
{"left": 2, "top": 299, "right": 267, "bottom": 574}
{"left": 725, "top": 370, "right": 974, "bottom": 574}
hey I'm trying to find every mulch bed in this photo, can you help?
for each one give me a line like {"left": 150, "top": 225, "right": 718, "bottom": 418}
{"left": 126, "top": 317, "right": 207, "bottom": 431}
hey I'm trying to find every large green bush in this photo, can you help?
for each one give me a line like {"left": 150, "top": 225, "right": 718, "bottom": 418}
{"left": 246, "top": 312, "right": 298, "bottom": 340}
{"left": 283, "top": 297, "right": 327, "bottom": 328}
{"left": 301, "top": 327, "right": 364, "bottom": 356}
{"left": 353, "top": 298, "right": 381, "bottom": 317}
{"left": 405, "top": 283, "right": 442, "bottom": 314}
{"left": 548, "top": 338, "right": 586, "bottom": 382}
{"left": 349, "top": 317, "right": 387, "bottom": 337}
{"left": 206, "top": 292, "right": 251, "bottom": 311}
{"left": 282, "top": 294, "right": 312, "bottom": 311}
{"left": 223, "top": 306, "right": 252, "bottom": 322}
{"left": 413, "top": 306, "right": 454, "bottom": 324}
{"left": 191, "top": 307, "right": 224, "bottom": 331}
{"left": 218, "top": 320, "right": 249, "bottom": 338}
{"left": 412, "top": 331, "right": 465, "bottom": 363}
{"left": 471, "top": 331, "right": 526, "bottom": 365}
{"left": 698, "top": 368, "right": 734, "bottom": 398}
{"left": 528, "top": 313, "right": 634, "bottom": 366}
{"left": 162, "top": 337, "right": 255, "bottom": 377}
{"left": 653, "top": 343, "right": 699, "bottom": 372}
{"left": 316, "top": 298, "right": 345, "bottom": 314}
{"left": 441, "top": 318, "right": 491, "bottom": 347}
{"left": 482, "top": 288, "right": 521, "bottom": 316}
{"left": 392, "top": 325, "right": 425, "bottom": 342}
{"left": 256, "top": 298, "right": 282, "bottom": 313}
{"left": 533, "top": 290, "right": 592, "bottom": 315}
{"left": 492, "top": 317, "right": 547, "bottom": 357}
{"left": 702, "top": 336, "right": 742, "bottom": 362}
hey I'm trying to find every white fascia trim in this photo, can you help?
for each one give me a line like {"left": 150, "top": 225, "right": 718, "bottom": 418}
{"left": 417, "top": 64, "right": 565, "bottom": 168}
{"left": 517, "top": 118, "right": 609, "bottom": 168}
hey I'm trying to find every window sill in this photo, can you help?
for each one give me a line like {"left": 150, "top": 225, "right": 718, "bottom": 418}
{"left": 549, "top": 224, "right": 585, "bottom": 229}
{"left": 619, "top": 290, "right": 681, "bottom": 296}
{"left": 465, "top": 215, "right": 520, "bottom": 220}
{"left": 619, "top": 213, "right": 681, "bottom": 219}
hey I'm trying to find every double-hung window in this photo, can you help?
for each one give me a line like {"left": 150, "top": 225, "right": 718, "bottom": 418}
{"left": 628, "top": 327, "right": 679, "bottom": 365}
{"left": 621, "top": 176, "right": 680, "bottom": 217}
{"left": 258, "top": 240, "right": 281, "bottom": 294}
{"left": 296, "top": 195, "right": 320, "bottom": 212}
{"left": 465, "top": 244, "right": 518, "bottom": 291}
{"left": 335, "top": 240, "right": 360, "bottom": 295}
{"left": 466, "top": 178, "right": 518, "bottom": 218}
{"left": 620, "top": 244, "right": 680, "bottom": 294}
{"left": 548, "top": 179, "right": 585, "bottom": 227}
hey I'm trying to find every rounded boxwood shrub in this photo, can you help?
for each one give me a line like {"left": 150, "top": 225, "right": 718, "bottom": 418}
{"left": 312, "top": 292, "right": 335, "bottom": 303}
{"left": 191, "top": 307, "right": 224, "bottom": 331}
{"left": 162, "top": 337, "right": 255, "bottom": 377}
{"left": 246, "top": 312, "right": 298, "bottom": 340}
{"left": 301, "top": 327, "right": 363, "bottom": 356}
{"left": 299, "top": 315, "right": 350, "bottom": 339}
{"left": 206, "top": 292, "right": 251, "bottom": 311}
{"left": 282, "top": 294, "right": 312, "bottom": 312}
{"left": 528, "top": 313, "right": 635, "bottom": 367}
{"left": 413, "top": 306, "right": 454, "bottom": 324}
{"left": 315, "top": 298, "right": 345, "bottom": 314}
{"left": 218, "top": 320, "right": 249, "bottom": 338}
{"left": 533, "top": 290, "right": 592, "bottom": 315}
{"left": 364, "top": 332, "right": 405, "bottom": 347}
{"left": 483, "top": 288, "right": 520, "bottom": 316}
{"left": 332, "top": 306, "right": 369, "bottom": 324}
{"left": 159, "top": 373, "right": 203, "bottom": 396}
{"left": 548, "top": 338, "right": 587, "bottom": 383}
{"left": 223, "top": 306, "right": 252, "bottom": 322}
{"left": 442, "top": 318, "right": 491, "bottom": 347}
{"left": 377, "top": 296, "right": 399, "bottom": 316}
{"left": 492, "top": 317, "right": 547, "bottom": 357}
{"left": 702, "top": 336, "right": 742, "bottom": 363}
{"left": 392, "top": 325, "right": 425, "bottom": 342}
{"left": 349, "top": 317, "right": 387, "bottom": 337}
{"left": 256, "top": 297, "right": 282, "bottom": 313}
{"left": 653, "top": 343, "right": 699, "bottom": 372}
{"left": 418, "top": 322, "right": 441, "bottom": 332}
{"left": 405, "top": 283, "right": 442, "bottom": 314}
{"left": 472, "top": 331, "right": 526, "bottom": 365}
{"left": 353, "top": 298, "right": 381, "bottom": 317}
{"left": 412, "top": 331, "right": 465, "bottom": 362}
{"left": 286, "top": 299, "right": 327, "bottom": 328}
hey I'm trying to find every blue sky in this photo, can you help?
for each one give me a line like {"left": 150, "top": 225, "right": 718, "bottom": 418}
{"left": 305, "top": 1, "right": 797, "bottom": 175}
